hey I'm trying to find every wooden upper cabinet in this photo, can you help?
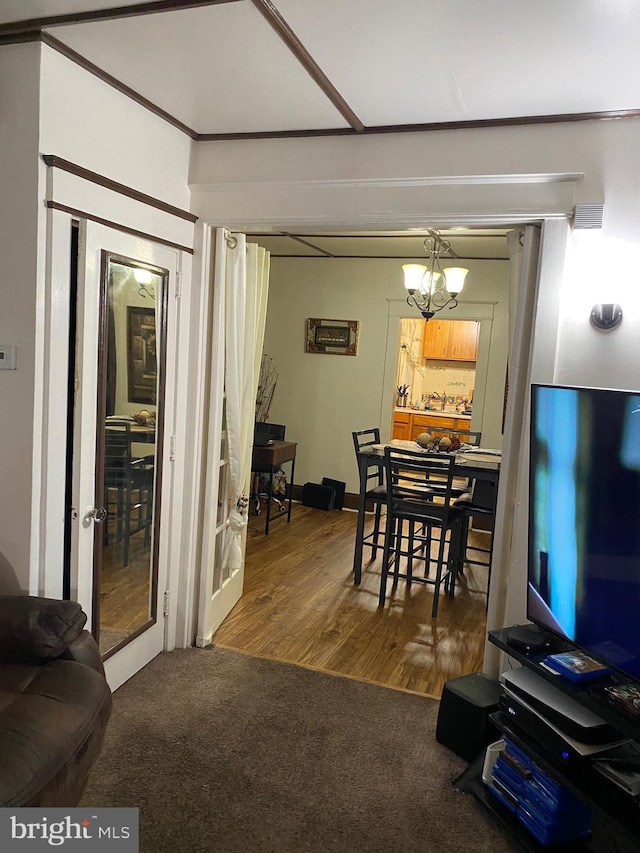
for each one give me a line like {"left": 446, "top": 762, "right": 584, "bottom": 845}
{"left": 449, "top": 321, "right": 479, "bottom": 360}
{"left": 423, "top": 319, "right": 479, "bottom": 361}
{"left": 422, "top": 320, "right": 450, "bottom": 359}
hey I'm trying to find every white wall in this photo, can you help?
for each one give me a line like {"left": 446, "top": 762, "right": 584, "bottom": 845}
{"left": 0, "top": 44, "right": 42, "bottom": 592}
{"left": 40, "top": 47, "right": 191, "bottom": 208}
{"left": 261, "top": 256, "right": 509, "bottom": 494}
{"left": 0, "top": 41, "right": 194, "bottom": 610}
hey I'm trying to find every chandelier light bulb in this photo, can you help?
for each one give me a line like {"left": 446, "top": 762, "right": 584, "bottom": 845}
{"left": 402, "top": 264, "right": 428, "bottom": 293}
{"left": 443, "top": 267, "right": 469, "bottom": 294}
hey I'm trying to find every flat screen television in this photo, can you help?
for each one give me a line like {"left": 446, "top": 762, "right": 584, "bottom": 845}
{"left": 528, "top": 383, "right": 640, "bottom": 681}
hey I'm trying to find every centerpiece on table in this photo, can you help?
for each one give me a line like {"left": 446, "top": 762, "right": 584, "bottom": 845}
{"left": 415, "top": 432, "right": 462, "bottom": 453}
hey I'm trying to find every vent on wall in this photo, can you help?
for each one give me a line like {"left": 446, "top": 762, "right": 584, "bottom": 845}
{"left": 573, "top": 203, "right": 604, "bottom": 229}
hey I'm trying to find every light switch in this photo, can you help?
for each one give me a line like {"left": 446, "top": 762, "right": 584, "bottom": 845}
{"left": 0, "top": 346, "right": 17, "bottom": 370}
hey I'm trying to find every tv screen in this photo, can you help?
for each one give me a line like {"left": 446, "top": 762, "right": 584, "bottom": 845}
{"left": 528, "top": 383, "right": 640, "bottom": 680}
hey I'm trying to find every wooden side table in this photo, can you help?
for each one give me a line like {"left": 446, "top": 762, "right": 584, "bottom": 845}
{"left": 251, "top": 440, "right": 297, "bottom": 534}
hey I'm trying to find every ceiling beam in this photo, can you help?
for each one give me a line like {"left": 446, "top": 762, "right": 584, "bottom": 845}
{"left": 196, "top": 107, "right": 640, "bottom": 141}
{"left": 281, "top": 232, "right": 334, "bottom": 257}
{"left": 0, "top": 0, "right": 240, "bottom": 35}
{"left": 250, "top": 0, "right": 364, "bottom": 133}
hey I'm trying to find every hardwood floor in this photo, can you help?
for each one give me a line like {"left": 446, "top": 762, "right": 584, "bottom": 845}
{"left": 99, "top": 531, "right": 151, "bottom": 653}
{"left": 213, "top": 502, "right": 490, "bottom": 698}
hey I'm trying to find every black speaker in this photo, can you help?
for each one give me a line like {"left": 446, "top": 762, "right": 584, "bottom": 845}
{"left": 436, "top": 672, "right": 501, "bottom": 762}
{"left": 322, "top": 478, "right": 346, "bottom": 510}
{"left": 302, "top": 482, "right": 335, "bottom": 511}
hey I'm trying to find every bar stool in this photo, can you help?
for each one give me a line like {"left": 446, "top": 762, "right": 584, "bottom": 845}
{"left": 352, "top": 429, "right": 386, "bottom": 584}
{"left": 452, "top": 479, "right": 497, "bottom": 602}
{"left": 379, "top": 446, "right": 463, "bottom": 617}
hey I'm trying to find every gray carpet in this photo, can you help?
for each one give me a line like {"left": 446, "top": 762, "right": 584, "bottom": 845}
{"left": 81, "top": 646, "right": 517, "bottom": 852}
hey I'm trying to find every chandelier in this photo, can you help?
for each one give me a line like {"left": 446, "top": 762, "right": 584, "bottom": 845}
{"left": 402, "top": 230, "right": 469, "bottom": 320}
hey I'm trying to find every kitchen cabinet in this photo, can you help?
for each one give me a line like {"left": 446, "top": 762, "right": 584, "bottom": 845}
{"left": 410, "top": 413, "right": 457, "bottom": 441}
{"left": 392, "top": 411, "right": 472, "bottom": 441}
{"left": 392, "top": 410, "right": 411, "bottom": 440}
{"left": 423, "top": 319, "right": 479, "bottom": 361}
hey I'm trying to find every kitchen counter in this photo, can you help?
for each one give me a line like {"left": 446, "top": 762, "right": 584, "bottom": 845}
{"left": 394, "top": 407, "right": 471, "bottom": 420}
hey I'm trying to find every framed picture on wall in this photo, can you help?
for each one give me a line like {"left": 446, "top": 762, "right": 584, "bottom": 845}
{"left": 306, "top": 318, "right": 359, "bottom": 355}
{"left": 127, "top": 305, "right": 157, "bottom": 404}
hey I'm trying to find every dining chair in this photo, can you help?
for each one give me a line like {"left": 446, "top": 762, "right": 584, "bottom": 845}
{"left": 427, "top": 427, "right": 482, "bottom": 496}
{"left": 452, "top": 478, "right": 497, "bottom": 604}
{"left": 103, "top": 420, "right": 155, "bottom": 567}
{"left": 428, "top": 426, "right": 482, "bottom": 447}
{"left": 379, "top": 446, "right": 463, "bottom": 617}
{"left": 351, "top": 428, "right": 386, "bottom": 580}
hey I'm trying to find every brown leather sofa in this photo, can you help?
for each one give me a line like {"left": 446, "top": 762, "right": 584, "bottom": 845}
{"left": 0, "top": 594, "right": 112, "bottom": 807}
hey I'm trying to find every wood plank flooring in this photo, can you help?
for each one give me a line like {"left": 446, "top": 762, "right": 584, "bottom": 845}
{"left": 213, "top": 503, "right": 490, "bottom": 698}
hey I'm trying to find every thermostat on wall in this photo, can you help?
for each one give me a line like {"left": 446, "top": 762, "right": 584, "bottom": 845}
{"left": 0, "top": 346, "right": 17, "bottom": 369}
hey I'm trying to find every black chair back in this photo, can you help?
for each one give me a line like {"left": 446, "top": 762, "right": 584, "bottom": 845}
{"left": 428, "top": 426, "right": 482, "bottom": 447}
{"left": 352, "top": 428, "right": 383, "bottom": 490}
{"left": 384, "top": 446, "right": 457, "bottom": 525}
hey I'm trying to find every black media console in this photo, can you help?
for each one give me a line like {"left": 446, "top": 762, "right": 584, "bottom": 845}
{"left": 454, "top": 627, "right": 640, "bottom": 852}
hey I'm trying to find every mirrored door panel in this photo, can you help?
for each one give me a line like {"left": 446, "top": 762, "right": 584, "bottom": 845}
{"left": 94, "top": 253, "right": 167, "bottom": 657}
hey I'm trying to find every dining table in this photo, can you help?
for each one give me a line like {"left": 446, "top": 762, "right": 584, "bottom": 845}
{"left": 353, "top": 438, "right": 501, "bottom": 584}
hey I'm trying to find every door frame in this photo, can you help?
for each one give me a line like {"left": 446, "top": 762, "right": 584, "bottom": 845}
{"left": 381, "top": 300, "right": 499, "bottom": 444}
{"left": 200, "top": 210, "right": 564, "bottom": 671}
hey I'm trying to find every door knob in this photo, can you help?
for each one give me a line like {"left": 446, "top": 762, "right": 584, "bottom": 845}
{"left": 88, "top": 506, "right": 107, "bottom": 523}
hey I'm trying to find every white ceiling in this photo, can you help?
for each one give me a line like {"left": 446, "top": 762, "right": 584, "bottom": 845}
{"left": 2, "top": 0, "right": 632, "bottom": 256}
{"left": 2, "top": 0, "right": 640, "bottom": 138}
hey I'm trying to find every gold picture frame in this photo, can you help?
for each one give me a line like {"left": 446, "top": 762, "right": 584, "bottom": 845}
{"left": 306, "top": 318, "right": 359, "bottom": 356}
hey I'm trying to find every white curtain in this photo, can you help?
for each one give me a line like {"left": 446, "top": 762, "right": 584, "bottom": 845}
{"left": 484, "top": 224, "right": 541, "bottom": 674}
{"left": 220, "top": 230, "right": 271, "bottom": 571}
{"left": 396, "top": 317, "right": 425, "bottom": 404}
{"left": 506, "top": 229, "right": 525, "bottom": 360}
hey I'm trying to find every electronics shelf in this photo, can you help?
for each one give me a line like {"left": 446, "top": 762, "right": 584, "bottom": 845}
{"left": 454, "top": 754, "right": 590, "bottom": 853}
{"left": 489, "top": 627, "right": 640, "bottom": 743}
{"left": 454, "top": 628, "right": 640, "bottom": 852}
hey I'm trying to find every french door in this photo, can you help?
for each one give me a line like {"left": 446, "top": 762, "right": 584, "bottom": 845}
{"left": 195, "top": 228, "right": 270, "bottom": 647}
{"left": 71, "top": 220, "right": 179, "bottom": 690}
{"left": 195, "top": 228, "right": 243, "bottom": 646}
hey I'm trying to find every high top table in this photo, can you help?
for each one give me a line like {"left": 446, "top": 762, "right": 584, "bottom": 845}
{"left": 353, "top": 439, "right": 501, "bottom": 584}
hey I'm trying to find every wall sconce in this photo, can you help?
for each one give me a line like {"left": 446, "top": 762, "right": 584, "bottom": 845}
{"left": 590, "top": 303, "right": 622, "bottom": 330}
{"left": 402, "top": 230, "right": 468, "bottom": 321}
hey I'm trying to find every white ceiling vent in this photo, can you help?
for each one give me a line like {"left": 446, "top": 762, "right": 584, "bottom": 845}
{"left": 573, "top": 203, "right": 604, "bottom": 229}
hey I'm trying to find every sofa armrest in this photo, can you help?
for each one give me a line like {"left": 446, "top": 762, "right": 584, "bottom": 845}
{"left": 59, "top": 630, "right": 106, "bottom": 677}
{"left": 0, "top": 595, "right": 87, "bottom": 664}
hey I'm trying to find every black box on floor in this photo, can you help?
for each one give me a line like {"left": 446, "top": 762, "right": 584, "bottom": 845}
{"left": 322, "top": 477, "right": 346, "bottom": 510}
{"left": 302, "top": 482, "right": 335, "bottom": 511}
{"left": 436, "top": 672, "right": 501, "bottom": 762}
